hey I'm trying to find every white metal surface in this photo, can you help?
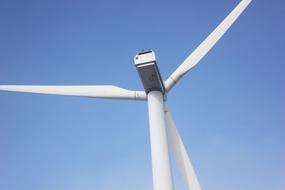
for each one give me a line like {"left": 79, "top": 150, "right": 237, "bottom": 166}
{"left": 165, "top": 105, "right": 201, "bottom": 190}
{"left": 0, "top": 85, "right": 146, "bottom": 100}
{"left": 147, "top": 91, "right": 174, "bottom": 190}
{"left": 134, "top": 50, "right": 156, "bottom": 65}
{"left": 165, "top": 0, "right": 252, "bottom": 91}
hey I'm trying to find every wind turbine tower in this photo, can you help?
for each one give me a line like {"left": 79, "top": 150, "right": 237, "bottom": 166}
{"left": 0, "top": 1, "right": 252, "bottom": 189}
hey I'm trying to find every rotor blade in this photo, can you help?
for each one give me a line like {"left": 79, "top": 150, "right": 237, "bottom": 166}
{"left": 164, "top": 105, "right": 201, "bottom": 190}
{"left": 165, "top": 0, "right": 252, "bottom": 91}
{"left": 0, "top": 85, "right": 146, "bottom": 100}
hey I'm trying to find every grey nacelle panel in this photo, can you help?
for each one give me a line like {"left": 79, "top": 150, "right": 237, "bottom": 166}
{"left": 134, "top": 50, "right": 165, "bottom": 94}
{"left": 136, "top": 62, "right": 165, "bottom": 94}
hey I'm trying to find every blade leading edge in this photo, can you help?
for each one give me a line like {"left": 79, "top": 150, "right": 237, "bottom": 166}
{"left": 165, "top": 0, "right": 252, "bottom": 91}
{"left": 0, "top": 85, "right": 146, "bottom": 100}
{"left": 164, "top": 104, "right": 201, "bottom": 190}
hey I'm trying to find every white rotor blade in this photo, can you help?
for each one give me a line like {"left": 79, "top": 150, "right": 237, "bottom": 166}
{"left": 165, "top": 0, "right": 252, "bottom": 91}
{"left": 0, "top": 85, "right": 146, "bottom": 100}
{"left": 164, "top": 105, "right": 201, "bottom": 190}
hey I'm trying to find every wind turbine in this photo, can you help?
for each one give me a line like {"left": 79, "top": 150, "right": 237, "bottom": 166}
{"left": 0, "top": 0, "right": 251, "bottom": 190}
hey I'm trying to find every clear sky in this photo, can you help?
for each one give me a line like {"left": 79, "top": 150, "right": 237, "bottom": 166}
{"left": 0, "top": 0, "right": 284, "bottom": 189}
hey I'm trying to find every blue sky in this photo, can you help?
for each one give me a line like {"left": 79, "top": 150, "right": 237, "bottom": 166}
{"left": 0, "top": 0, "right": 284, "bottom": 189}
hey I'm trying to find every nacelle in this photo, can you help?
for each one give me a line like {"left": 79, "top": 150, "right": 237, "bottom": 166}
{"left": 134, "top": 50, "right": 165, "bottom": 94}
